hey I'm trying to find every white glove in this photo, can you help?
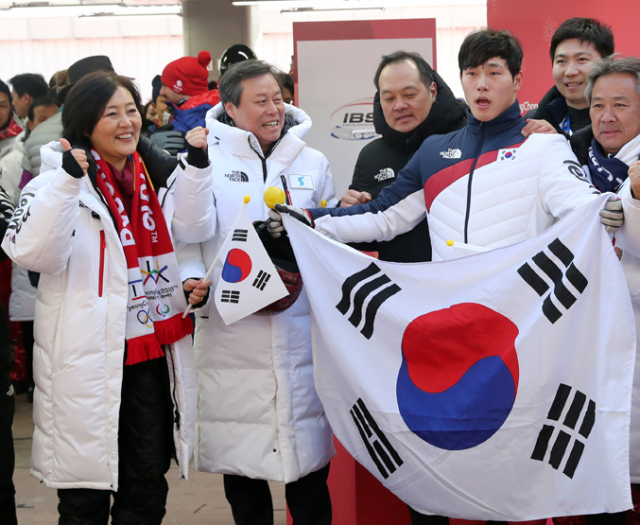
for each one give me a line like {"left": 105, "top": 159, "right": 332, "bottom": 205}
{"left": 599, "top": 196, "right": 623, "bottom": 233}
{"left": 266, "top": 204, "right": 314, "bottom": 239}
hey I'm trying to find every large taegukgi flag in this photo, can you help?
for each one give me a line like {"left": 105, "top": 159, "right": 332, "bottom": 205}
{"left": 282, "top": 195, "right": 635, "bottom": 521}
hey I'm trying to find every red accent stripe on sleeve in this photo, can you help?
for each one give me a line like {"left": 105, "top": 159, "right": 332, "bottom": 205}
{"left": 424, "top": 158, "right": 474, "bottom": 212}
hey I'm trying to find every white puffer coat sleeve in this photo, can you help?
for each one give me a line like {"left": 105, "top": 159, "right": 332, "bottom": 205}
{"left": 171, "top": 157, "right": 215, "bottom": 244}
{"left": 2, "top": 152, "right": 80, "bottom": 273}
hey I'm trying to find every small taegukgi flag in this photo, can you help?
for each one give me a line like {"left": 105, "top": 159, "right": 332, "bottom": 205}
{"left": 214, "top": 207, "right": 288, "bottom": 325}
{"left": 281, "top": 194, "right": 635, "bottom": 521}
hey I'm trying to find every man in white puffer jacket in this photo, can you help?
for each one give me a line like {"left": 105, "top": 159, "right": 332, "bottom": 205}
{"left": 177, "top": 60, "right": 336, "bottom": 525}
{"left": 570, "top": 56, "right": 640, "bottom": 505}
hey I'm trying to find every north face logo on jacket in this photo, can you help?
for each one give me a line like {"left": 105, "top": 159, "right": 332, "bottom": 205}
{"left": 225, "top": 171, "right": 249, "bottom": 182}
{"left": 374, "top": 168, "right": 395, "bottom": 182}
{"left": 439, "top": 148, "right": 462, "bottom": 159}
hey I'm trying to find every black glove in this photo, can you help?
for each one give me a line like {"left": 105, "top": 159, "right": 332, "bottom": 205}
{"left": 150, "top": 129, "right": 186, "bottom": 155}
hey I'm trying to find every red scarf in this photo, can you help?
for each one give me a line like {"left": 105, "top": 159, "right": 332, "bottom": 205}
{"left": 93, "top": 149, "right": 193, "bottom": 365}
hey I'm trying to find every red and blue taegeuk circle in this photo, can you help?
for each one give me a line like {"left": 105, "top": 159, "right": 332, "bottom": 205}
{"left": 221, "top": 248, "right": 252, "bottom": 283}
{"left": 396, "top": 303, "right": 519, "bottom": 450}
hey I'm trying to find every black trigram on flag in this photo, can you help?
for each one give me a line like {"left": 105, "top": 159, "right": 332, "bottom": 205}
{"left": 221, "top": 290, "right": 240, "bottom": 304}
{"left": 252, "top": 270, "right": 271, "bottom": 291}
{"left": 232, "top": 229, "right": 248, "bottom": 242}
{"left": 336, "top": 263, "right": 401, "bottom": 339}
{"left": 518, "top": 238, "right": 588, "bottom": 323}
{"left": 350, "top": 398, "right": 403, "bottom": 479}
{"left": 531, "top": 383, "right": 596, "bottom": 479}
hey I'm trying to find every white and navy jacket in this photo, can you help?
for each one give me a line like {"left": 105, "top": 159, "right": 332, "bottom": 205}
{"left": 178, "top": 102, "right": 337, "bottom": 483}
{"left": 311, "top": 102, "right": 600, "bottom": 259}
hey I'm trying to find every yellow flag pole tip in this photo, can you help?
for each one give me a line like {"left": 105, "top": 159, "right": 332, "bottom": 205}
{"left": 244, "top": 195, "right": 251, "bottom": 204}
{"left": 320, "top": 200, "right": 327, "bottom": 208}
{"left": 446, "top": 240, "right": 454, "bottom": 247}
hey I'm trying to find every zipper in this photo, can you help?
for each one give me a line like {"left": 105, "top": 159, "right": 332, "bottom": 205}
{"left": 463, "top": 122, "right": 486, "bottom": 243}
{"left": 260, "top": 156, "right": 268, "bottom": 182}
{"left": 247, "top": 136, "right": 271, "bottom": 182}
{"left": 167, "top": 347, "right": 180, "bottom": 430}
{"left": 98, "top": 230, "right": 106, "bottom": 297}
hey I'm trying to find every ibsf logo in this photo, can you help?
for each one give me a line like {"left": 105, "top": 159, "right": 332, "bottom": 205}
{"left": 330, "top": 98, "right": 379, "bottom": 141}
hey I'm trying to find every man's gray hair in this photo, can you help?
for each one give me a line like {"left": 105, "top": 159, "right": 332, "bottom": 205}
{"left": 219, "top": 59, "right": 284, "bottom": 107}
{"left": 585, "top": 55, "right": 640, "bottom": 104}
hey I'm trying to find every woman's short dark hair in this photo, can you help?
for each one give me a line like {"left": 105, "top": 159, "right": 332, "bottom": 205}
{"left": 458, "top": 29, "right": 523, "bottom": 78}
{"left": 62, "top": 71, "right": 143, "bottom": 149}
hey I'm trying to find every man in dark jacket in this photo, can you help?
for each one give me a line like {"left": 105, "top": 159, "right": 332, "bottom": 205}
{"left": 341, "top": 51, "right": 466, "bottom": 263}
{"left": 531, "top": 17, "right": 614, "bottom": 136}
{"left": 342, "top": 51, "right": 554, "bottom": 263}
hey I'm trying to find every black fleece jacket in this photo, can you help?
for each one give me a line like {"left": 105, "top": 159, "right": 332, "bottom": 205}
{"left": 349, "top": 71, "right": 467, "bottom": 262}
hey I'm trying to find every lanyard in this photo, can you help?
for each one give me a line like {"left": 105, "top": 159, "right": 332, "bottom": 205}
{"left": 560, "top": 113, "right": 572, "bottom": 136}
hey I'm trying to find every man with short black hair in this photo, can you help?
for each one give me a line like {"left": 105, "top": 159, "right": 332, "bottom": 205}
{"left": 9, "top": 73, "right": 48, "bottom": 123}
{"left": 1, "top": 95, "right": 59, "bottom": 204}
{"left": 0, "top": 80, "right": 22, "bottom": 161}
{"left": 269, "top": 28, "right": 621, "bottom": 268}
{"left": 340, "top": 50, "right": 466, "bottom": 264}
{"left": 531, "top": 17, "right": 614, "bottom": 135}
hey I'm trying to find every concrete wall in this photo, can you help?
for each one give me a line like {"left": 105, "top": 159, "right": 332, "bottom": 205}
{"left": 182, "top": 0, "right": 261, "bottom": 81}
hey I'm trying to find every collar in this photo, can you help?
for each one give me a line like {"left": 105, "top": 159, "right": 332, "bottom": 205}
{"left": 205, "top": 102, "right": 312, "bottom": 159}
{"left": 613, "top": 133, "right": 640, "bottom": 166}
{"left": 0, "top": 114, "right": 23, "bottom": 141}
{"left": 547, "top": 96, "right": 568, "bottom": 128}
{"left": 372, "top": 71, "right": 467, "bottom": 153}
{"left": 465, "top": 101, "right": 524, "bottom": 136}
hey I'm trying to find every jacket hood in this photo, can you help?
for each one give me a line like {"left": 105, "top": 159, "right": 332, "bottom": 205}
{"left": 205, "top": 102, "right": 312, "bottom": 157}
{"left": 177, "top": 90, "right": 221, "bottom": 111}
{"left": 531, "top": 85, "right": 566, "bottom": 131}
{"left": 40, "top": 140, "right": 64, "bottom": 174}
{"left": 372, "top": 70, "right": 467, "bottom": 152}
{"left": 569, "top": 124, "right": 594, "bottom": 165}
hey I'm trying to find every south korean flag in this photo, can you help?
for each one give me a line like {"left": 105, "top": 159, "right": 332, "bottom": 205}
{"left": 214, "top": 207, "right": 288, "bottom": 325}
{"left": 282, "top": 195, "right": 635, "bottom": 521}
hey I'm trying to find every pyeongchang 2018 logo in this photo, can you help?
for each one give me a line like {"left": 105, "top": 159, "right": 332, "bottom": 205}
{"left": 330, "top": 97, "right": 379, "bottom": 141}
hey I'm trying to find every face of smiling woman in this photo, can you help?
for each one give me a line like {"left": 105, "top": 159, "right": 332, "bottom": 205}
{"left": 224, "top": 73, "right": 285, "bottom": 154}
{"left": 89, "top": 86, "right": 142, "bottom": 171}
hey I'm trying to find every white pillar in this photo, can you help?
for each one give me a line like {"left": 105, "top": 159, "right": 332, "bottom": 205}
{"left": 182, "top": 0, "right": 261, "bottom": 81}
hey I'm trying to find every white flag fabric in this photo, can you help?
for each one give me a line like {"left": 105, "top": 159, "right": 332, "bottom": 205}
{"left": 214, "top": 207, "right": 288, "bottom": 325}
{"left": 283, "top": 195, "right": 635, "bottom": 521}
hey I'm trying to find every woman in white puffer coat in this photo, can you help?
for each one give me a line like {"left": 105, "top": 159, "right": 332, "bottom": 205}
{"left": 1, "top": 71, "right": 212, "bottom": 525}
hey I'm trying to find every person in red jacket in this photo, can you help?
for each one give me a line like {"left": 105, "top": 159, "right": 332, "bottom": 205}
{"left": 150, "top": 51, "right": 220, "bottom": 155}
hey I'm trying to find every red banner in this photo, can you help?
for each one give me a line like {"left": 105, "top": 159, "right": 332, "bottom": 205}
{"left": 488, "top": 0, "right": 640, "bottom": 113}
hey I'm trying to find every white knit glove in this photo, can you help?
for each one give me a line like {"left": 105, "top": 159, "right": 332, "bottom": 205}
{"left": 599, "top": 196, "right": 623, "bottom": 233}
